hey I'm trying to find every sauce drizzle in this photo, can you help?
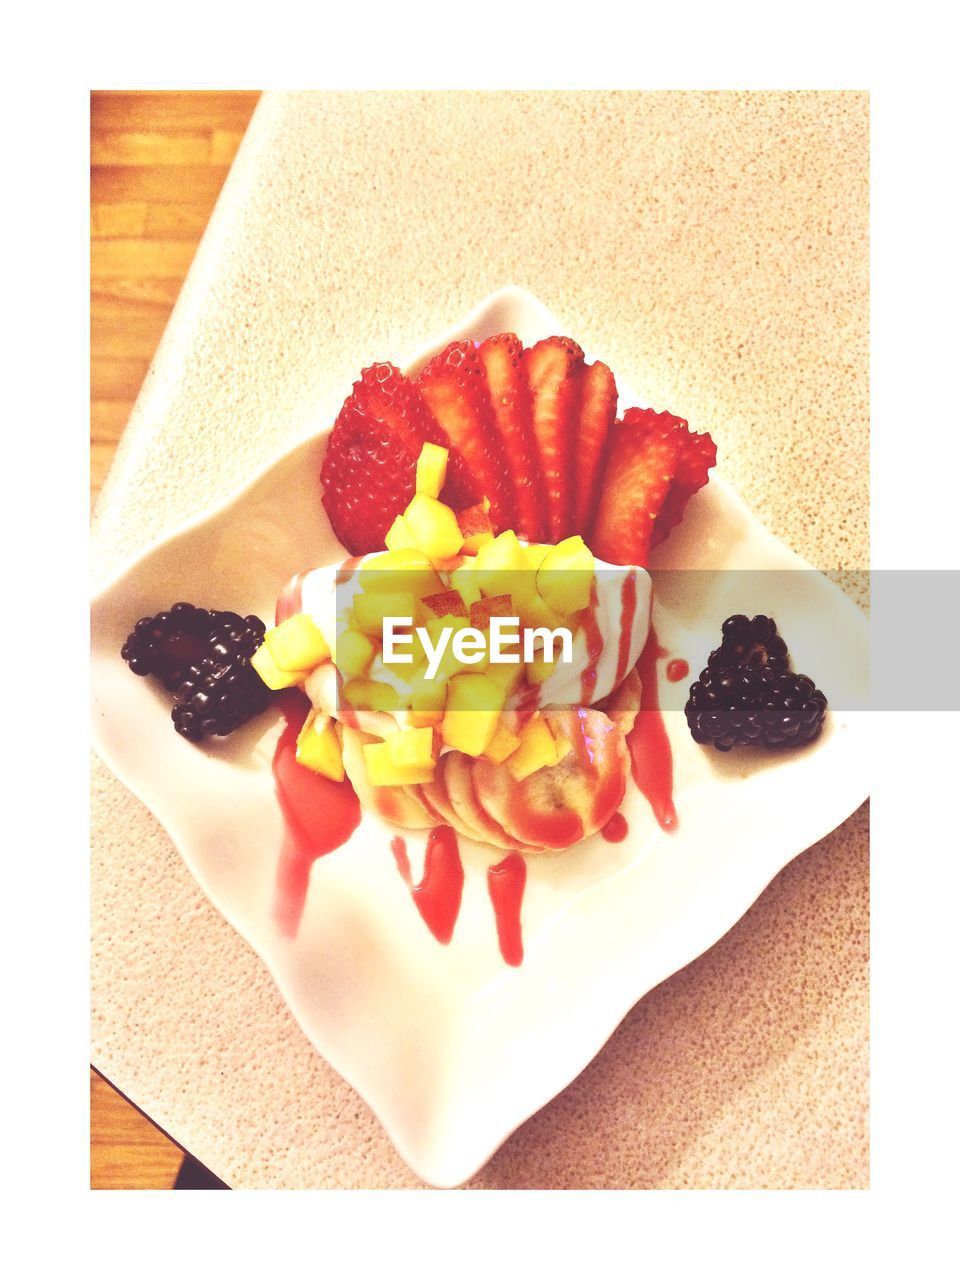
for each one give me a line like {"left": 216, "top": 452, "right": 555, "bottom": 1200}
{"left": 271, "top": 691, "right": 361, "bottom": 936}
{"left": 666, "top": 658, "right": 689, "bottom": 683}
{"left": 579, "top": 579, "right": 604, "bottom": 706}
{"left": 487, "top": 852, "right": 527, "bottom": 966}
{"left": 626, "top": 626, "right": 678, "bottom": 832}
{"left": 614, "top": 572, "right": 639, "bottom": 687}
{"left": 391, "top": 826, "right": 464, "bottom": 945}
{"left": 601, "top": 812, "right": 629, "bottom": 843}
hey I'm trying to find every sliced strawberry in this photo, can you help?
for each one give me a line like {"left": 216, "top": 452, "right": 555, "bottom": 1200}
{"left": 417, "top": 342, "right": 515, "bottom": 532}
{"left": 477, "top": 333, "right": 547, "bottom": 541}
{"left": 643, "top": 411, "right": 717, "bottom": 547}
{"left": 590, "top": 408, "right": 717, "bottom": 566}
{"left": 352, "top": 362, "right": 479, "bottom": 509}
{"left": 572, "top": 359, "right": 617, "bottom": 535}
{"left": 616, "top": 408, "right": 717, "bottom": 548}
{"left": 590, "top": 419, "right": 680, "bottom": 567}
{"left": 524, "top": 336, "right": 584, "bottom": 541}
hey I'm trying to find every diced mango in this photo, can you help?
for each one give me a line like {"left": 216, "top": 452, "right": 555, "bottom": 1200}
{"left": 450, "top": 566, "right": 482, "bottom": 608}
{"left": 352, "top": 590, "right": 417, "bottom": 638}
{"left": 517, "top": 590, "right": 565, "bottom": 633}
{"left": 424, "top": 614, "right": 487, "bottom": 677}
{"left": 363, "top": 740, "right": 436, "bottom": 786}
{"left": 335, "top": 626, "right": 376, "bottom": 679}
{"left": 342, "top": 678, "right": 401, "bottom": 712}
{"left": 524, "top": 543, "right": 552, "bottom": 571}
{"left": 483, "top": 720, "right": 522, "bottom": 764}
{"left": 264, "top": 613, "right": 330, "bottom": 671}
{"left": 251, "top": 642, "right": 309, "bottom": 691}
{"left": 473, "top": 530, "right": 535, "bottom": 604}
{"left": 526, "top": 647, "right": 559, "bottom": 686}
{"left": 536, "top": 535, "right": 595, "bottom": 615}
{"left": 422, "top": 589, "right": 468, "bottom": 618}
{"left": 386, "top": 726, "right": 436, "bottom": 770}
{"left": 359, "top": 549, "right": 443, "bottom": 598}
{"left": 485, "top": 660, "right": 524, "bottom": 697}
{"left": 456, "top": 501, "right": 495, "bottom": 554}
{"left": 295, "top": 713, "right": 345, "bottom": 781}
{"left": 441, "top": 674, "right": 505, "bottom": 756}
{"left": 470, "top": 594, "right": 514, "bottom": 631}
{"left": 403, "top": 493, "right": 464, "bottom": 559}
{"left": 507, "top": 715, "right": 558, "bottom": 781}
{"left": 415, "top": 442, "right": 449, "bottom": 498}
{"left": 409, "top": 666, "right": 448, "bottom": 726}
{"left": 385, "top": 514, "right": 419, "bottom": 551}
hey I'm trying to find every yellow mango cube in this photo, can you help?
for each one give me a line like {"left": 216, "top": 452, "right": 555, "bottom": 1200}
{"left": 473, "top": 530, "right": 535, "bottom": 604}
{"left": 409, "top": 667, "right": 448, "bottom": 726}
{"left": 536, "top": 535, "right": 595, "bottom": 615}
{"left": 483, "top": 720, "right": 522, "bottom": 764}
{"left": 526, "top": 647, "right": 559, "bottom": 686}
{"left": 386, "top": 726, "right": 436, "bottom": 770}
{"left": 517, "top": 591, "right": 565, "bottom": 633}
{"left": 415, "top": 442, "right": 449, "bottom": 498}
{"left": 295, "top": 714, "right": 345, "bottom": 781}
{"left": 264, "top": 613, "right": 330, "bottom": 671}
{"left": 335, "top": 627, "right": 376, "bottom": 679}
{"left": 385, "top": 514, "right": 419, "bottom": 551}
{"left": 352, "top": 590, "right": 417, "bottom": 638}
{"left": 251, "top": 642, "right": 309, "bottom": 691}
{"left": 506, "top": 715, "right": 558, "bottom": 781}
{"left": 524, "top": 543, "right": 553, "bottom": 571}
{"left": 342, "top": 678, "right": 401, "bottom": 713}
{"left": 359, "top": 549, "right": 443, "bottom": 598}
{"left": 485, "top": 660, "right": 524, "bottom": 697}
{"left": 363, "top": 740, "right": 436, "bottom": 786}
{"left": 403, "top": 493, "right": 464, "bottom": 559}
{"left": 441, "top": 673, "right": 505, "bottom": 756}
{"left": 450, "top": 565, "right": 482, "bottom": 608}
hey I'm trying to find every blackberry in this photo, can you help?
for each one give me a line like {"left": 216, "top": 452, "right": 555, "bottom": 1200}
{"left": 121, "top": 603, "right": 273, "bottom": 741}
{"left": 684, "top": 615, "right": 828, "bottom": 751}
{"left": 121, "top": 602, "right": 215, "bottom": 691}
{"left": 172, "top": 652, "right": 273, "bottom": 742}
{"left": 707, "top": 613, "right": 790, "bottom": 673}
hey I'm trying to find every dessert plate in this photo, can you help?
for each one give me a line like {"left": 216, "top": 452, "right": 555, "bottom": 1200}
{"left": 90, "top": 286, "right": 869, "bottom": 1187}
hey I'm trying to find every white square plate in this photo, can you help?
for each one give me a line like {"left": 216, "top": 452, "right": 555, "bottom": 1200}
{"left": 91, "top": 287, "right": 869, "bottom": 1186}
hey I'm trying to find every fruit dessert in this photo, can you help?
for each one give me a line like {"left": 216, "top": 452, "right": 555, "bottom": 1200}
{"left": 119, "top": 330, "right": 829, "bottom": 960}
{"left": 251, "top": 443, "right": 651, "bottom": 853}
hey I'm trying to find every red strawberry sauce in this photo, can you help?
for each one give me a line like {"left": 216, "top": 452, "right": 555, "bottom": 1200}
{"left": 666, "top": 658, "right": 689, "bottom": 682}
{"left": 601, "top": 812, "right": 629, "bottom": 842}
{"left": 390, "top": 826, "right": 464, "bottom": 945}
{"left": 579, "top": 580, "right": 604, "bottom": 705}
{"left": 487, "top": 852, "right": 527, "bottom": 967}
{"left": 626, "top": 626, "right": 677, "bottom": 832}
{"left": 271, "top": 691, "right": 361, "bottom": 937}
{"left": 615, "top": 571, "right": 639, "bottom": 686}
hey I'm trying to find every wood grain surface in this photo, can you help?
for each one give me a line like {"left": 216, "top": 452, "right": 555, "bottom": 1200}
{"left": 90, "top": 90, "right": 259, "bottom": 1186}
{"left": 90, "top": 90, "right": 259, "bottom": 510}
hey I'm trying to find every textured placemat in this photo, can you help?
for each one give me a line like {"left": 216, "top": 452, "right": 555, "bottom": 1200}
{"left": 92, "top": 90, "right": 869, "bottom": 1189}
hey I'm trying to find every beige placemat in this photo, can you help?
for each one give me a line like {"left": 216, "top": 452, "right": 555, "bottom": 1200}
{"left": 91, "top": 90, "right": 869, "bottom": 1189}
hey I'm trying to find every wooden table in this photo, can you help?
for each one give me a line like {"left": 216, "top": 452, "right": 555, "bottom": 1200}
{"left": 90, "top": 90, "right": 259, "bottom": 1186}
